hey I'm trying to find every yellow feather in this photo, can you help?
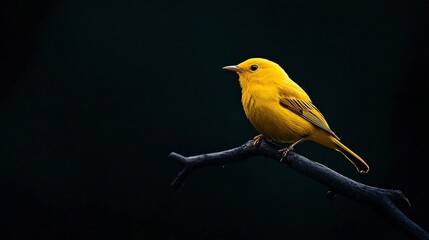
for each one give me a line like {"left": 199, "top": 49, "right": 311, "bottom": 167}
{"left": 223, "top": 58, "right": 369, "bottom": 173}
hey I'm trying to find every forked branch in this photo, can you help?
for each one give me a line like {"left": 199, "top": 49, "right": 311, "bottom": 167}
{"left": 169, "top": 139, "right": 429, "bottom": 240}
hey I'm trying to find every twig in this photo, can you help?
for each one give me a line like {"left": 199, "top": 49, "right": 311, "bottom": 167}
{"left": 169, "top": 139, "right": 429, "bottom": 240}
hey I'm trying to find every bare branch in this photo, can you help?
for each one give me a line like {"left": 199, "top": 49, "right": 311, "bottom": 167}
{"left": 169, "top": 139, "right": 429, "bottom": 240}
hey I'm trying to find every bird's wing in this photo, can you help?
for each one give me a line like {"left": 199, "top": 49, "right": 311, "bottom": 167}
{"left": 279, "top": 96, "right": 340, "bottom": 140}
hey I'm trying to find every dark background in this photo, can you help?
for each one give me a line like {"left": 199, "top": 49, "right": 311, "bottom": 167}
{"left": 1, "top": 0, "right": 428, "bottom": 239}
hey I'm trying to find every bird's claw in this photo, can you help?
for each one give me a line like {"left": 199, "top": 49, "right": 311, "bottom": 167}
{"left": 278, "top": 147, "right": 293, "bottom": 162}
{"left": 252, "top": 134, "right": 264, "bottom": 148}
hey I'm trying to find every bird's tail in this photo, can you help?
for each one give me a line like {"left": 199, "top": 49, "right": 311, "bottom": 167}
{"left": 332, "top": 137, "right": 370, "bottom": 173}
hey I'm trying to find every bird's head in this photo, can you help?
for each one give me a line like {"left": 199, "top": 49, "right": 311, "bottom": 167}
{"left": 223, "top": 58, "right": 289, "bottom": 89}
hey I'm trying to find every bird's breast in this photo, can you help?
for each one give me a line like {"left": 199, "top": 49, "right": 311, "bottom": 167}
{"left": 241, "top": 86, "right": 313, "bottom": 143}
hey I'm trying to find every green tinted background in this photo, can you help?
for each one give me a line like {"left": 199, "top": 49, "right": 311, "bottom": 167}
{"left": 1, "top": 0, "right": 427, "bottom": 239}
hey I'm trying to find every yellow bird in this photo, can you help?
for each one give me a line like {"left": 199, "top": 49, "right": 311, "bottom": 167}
{"left": 223, "top": 58, "right": 369, "bottom": 173}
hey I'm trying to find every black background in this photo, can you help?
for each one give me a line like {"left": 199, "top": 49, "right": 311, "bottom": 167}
{"left": 1, "top": 0, "right": 428, "bottom": 239}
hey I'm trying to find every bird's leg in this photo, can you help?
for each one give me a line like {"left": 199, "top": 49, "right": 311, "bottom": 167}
{"left": 252, "top": 134, "right": 265, "bottom": 148}
{"left": 278, "top": 138, "right": 305, "bottom": 162}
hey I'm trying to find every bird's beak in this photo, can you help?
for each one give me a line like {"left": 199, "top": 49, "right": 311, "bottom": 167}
{"left": 222, "top": 65, "right": 244, "bottom": 73}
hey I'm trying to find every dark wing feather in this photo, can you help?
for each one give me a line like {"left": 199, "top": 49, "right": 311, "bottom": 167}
{"left": 279, "top": 97, "right": 340, "bottom": 140}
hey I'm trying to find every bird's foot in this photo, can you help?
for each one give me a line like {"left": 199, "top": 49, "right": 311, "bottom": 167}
{"left": 278, "top": 138, "right": 305, "bottom": 162}
{"left": 278, "top": 146, "right": 293, "bottom": 162}
{"left": 252, "top": 134, "right": 265, "bottom": 148}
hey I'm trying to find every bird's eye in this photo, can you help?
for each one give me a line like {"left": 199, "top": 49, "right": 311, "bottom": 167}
{"left": 250, "top": 64, "right": 258, "bottom": 71}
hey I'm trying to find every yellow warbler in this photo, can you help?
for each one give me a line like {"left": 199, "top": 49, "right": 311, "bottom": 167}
{"left": 223, "top": 58, "right": 369, "bottom": 173}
